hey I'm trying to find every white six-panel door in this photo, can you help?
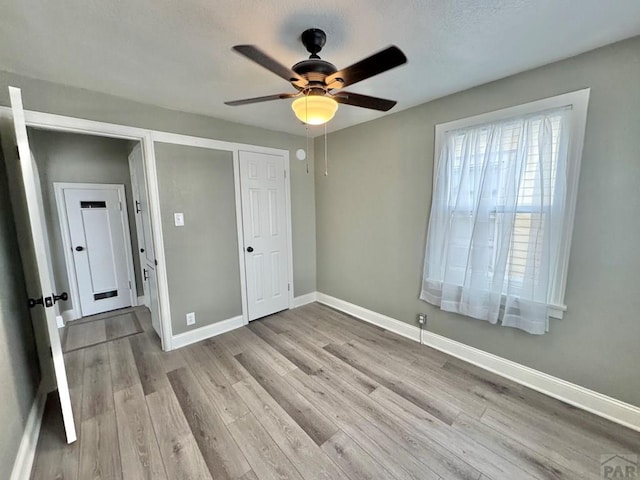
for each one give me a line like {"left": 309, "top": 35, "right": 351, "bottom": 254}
{"left": 62, "top": 186, "right": 133, "bottom": 316}
{"left": 239, "top": 150, "right": 290, "bottom": 320}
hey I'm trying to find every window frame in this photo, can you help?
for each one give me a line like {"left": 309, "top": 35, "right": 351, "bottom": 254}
{"left": 433, "top": 89, "right": 590, "bottom": 319}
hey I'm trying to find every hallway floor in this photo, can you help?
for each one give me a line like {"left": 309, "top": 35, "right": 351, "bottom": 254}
{"left": 61, "top": 307, "right": 143, "bottom": 353}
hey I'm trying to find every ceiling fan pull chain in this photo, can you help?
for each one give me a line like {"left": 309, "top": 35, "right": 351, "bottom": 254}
{"left": 306, "top": 123, "right": 310, "bottom": 174}
{"left": 324, "top": 123, "right": 328, "bottom": 176}
{"left": 305, "top": 92, "right": 309, "bottom": 125}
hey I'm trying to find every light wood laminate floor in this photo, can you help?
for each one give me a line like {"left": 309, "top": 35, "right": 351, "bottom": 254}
{"left": 31, "top": 303, "right": 640, "bottom": 480}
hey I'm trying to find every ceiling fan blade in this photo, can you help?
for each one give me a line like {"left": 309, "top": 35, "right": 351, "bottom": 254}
{"left": 225, "top": 93, "right": 299, "bottom": 106}
{"left": 333, "top": 92, "right": 397, "bottom": 111}
{"left": 232, "top": 45, "right": 307, "bottom": 87}
{"left": 325, "top": 46, "right": 407, "bottom": 89}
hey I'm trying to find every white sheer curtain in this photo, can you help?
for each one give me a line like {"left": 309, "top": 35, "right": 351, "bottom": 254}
{"left": 421, "top": 107, "right": 571, "bottom": 334}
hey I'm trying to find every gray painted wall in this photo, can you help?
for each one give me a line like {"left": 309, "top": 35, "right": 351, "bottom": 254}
{"left": 0, "top": 70, "right": 316, "bottom": 298}
{"left": 27, "top": 129, "right": 144, "bottom": 315}
{"left": 0, "top": 143, "right": 40, "bottom": 473}
{"left": 155, "top": 143, "right": 241, "bottom": 335}
{"left": 315, "top": 36, "right": 640, "bottom": 407}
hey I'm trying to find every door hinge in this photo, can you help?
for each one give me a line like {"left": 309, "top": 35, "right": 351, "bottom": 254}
{"left": 284, "top": 170, "right": 287, "bottom": 179}
{"left": 129, "top": 281, "right": 132, "bottom": 289}
{"left": 119, "top": 201, "right": 123, "bottom": 211}
{"left": 288, "top": 283, "right": 290, "bottom": 291}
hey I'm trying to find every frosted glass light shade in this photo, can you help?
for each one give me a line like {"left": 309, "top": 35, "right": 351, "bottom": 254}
{"left": 291, "top": 96, "right": 338, "bottom": 125}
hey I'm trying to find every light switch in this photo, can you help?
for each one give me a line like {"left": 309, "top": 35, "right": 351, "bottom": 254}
{"left": 174, "top": 212, "right": 184, "bottom": 227}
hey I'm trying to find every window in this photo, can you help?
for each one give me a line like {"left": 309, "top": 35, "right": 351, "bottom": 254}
{"left": 421, "top": 90, "right": 589, "bottom": 334}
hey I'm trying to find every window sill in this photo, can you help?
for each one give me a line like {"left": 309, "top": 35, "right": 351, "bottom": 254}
{"left": 549, "top": 304, "right": 567, "bottom": 320}
{"left": 500, "top": 294, "right": 566, "bottom": 319}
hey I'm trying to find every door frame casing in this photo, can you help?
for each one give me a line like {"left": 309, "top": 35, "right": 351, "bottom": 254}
{"left": 0, "top": 106, "right": 295, "bottom": 351}
{"left": 54, "top": 182, "right": 138, "bottom": 319}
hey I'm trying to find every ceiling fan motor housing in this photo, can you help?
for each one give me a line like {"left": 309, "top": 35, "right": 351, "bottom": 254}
{"left": 292, "top": 59, "right": 337, "bottom": 87}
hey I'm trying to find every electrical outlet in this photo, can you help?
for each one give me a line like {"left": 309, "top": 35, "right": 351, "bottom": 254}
{"left": 174, "top": 212, "right": 185, "bottom": 227}
{"left": 417, "top": 313, "right": 427, "bottom": 326}
{"left": 186, "top": 312, "right": 196, "bottom": 326}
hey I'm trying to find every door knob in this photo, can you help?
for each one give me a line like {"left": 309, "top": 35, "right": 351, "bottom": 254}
{"left": 246, "top": 246, "right": 254, "bottom": 252}
{"left": 28, "top": 297, "right": 44, "bottom": 308}
{"left": 75, "top": 246, "right": 84, "bottom": 252}
{"left": 140, "top": 248, "right": 145, "bottom": 253}
{"left": 53, "top": 292, "right": 68, "bottom": 304}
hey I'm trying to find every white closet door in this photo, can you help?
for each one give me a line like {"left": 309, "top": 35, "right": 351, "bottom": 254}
{"left": 239, "top": 150, "right": 289, "bottom": 320}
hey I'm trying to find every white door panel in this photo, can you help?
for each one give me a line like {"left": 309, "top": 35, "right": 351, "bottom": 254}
{"left": 239, "top": 151, "right": 289, "bottom": 320}
{"left": 63, "top": 187, "right": 132, "bottom": 316}
{"left": 6, "top": 86, "right": 76, "bottom": 443}
{"left": 82, "top": 208, "right": 118, "bottom": 291}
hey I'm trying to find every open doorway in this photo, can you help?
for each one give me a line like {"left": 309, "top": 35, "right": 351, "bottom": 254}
{"left": 27, "top": 127, "right": 161, "bottom": 351}
{"left": 27, "top": 129, "right": 153, "bottom": 320}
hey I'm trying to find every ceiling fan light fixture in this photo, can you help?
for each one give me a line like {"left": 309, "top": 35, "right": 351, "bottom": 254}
{"left": 291, "top": 95, "right": 338, "bottom": 125}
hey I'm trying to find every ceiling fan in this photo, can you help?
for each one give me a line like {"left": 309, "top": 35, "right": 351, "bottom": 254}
{"left": 225, "top": 28, "right": 407, "bottom": 125}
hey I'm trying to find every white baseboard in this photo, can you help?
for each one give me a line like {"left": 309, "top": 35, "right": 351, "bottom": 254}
{"left": 56, "top": 309, "right": 79, "bottom": 328}
{"left": 170, "top": 315, "right": 244, "bottom": 350}
{"left": 10, "top": 383, "right": 46, "bottom": 480}
{"left": 315, "top": 291, "right": 640, "bottom": 433}
{"left": 292, "top": 292, "right": 317, "bottom": 308}
{"left": 63, "top": 310, "right": 77, "bottom": 322}
{"left": 316, "top": 292, "right": 421, "bottom": 342}
{"left": 421, "top": 330, "right": 640, "bottom": 432}
{"left": 56, "top": 308, "right": 82, "bottom": 328}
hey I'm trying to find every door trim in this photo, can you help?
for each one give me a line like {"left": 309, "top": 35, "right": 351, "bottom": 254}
{"left": 54, "top": 182, "right": 138, "bottom": 319}
{"left": 0, "top": 106, "right": 295, "bottom": 350}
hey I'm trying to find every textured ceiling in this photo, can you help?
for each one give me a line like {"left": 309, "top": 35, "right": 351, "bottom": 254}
{"left": 2, "top": 0, "right": 640, "bottom": 136}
